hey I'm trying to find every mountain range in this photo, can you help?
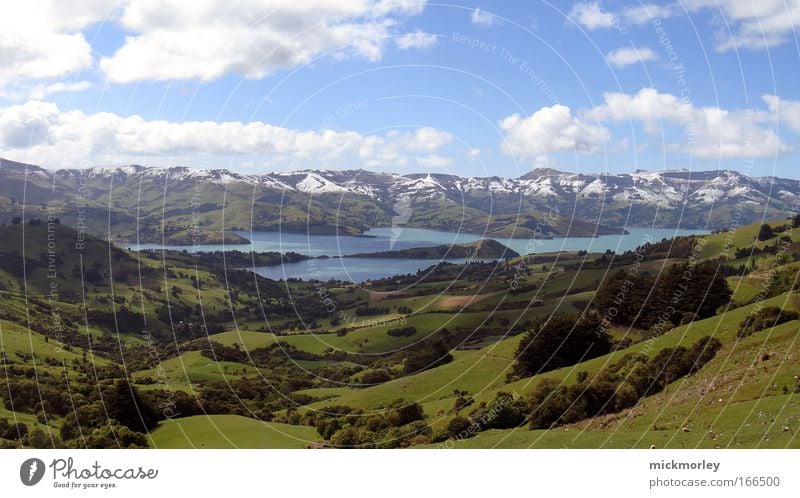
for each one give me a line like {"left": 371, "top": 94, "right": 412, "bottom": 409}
{"left": 1, "top": 157, "right": 797, "bottom": 244}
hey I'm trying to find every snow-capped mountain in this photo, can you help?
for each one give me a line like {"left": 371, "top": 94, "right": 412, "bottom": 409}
{"left": 1, "top": 157, "right": 798, "bottom": 243}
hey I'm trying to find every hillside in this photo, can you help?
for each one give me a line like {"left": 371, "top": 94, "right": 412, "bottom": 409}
{"left": 3, "top": 158, "right": 799, "bottom": 245}
{"left": 345, "top": 238, "right": 519, "bottom": 259}
{"left": 1, "top": 216, "right": 798, "bottom": 449}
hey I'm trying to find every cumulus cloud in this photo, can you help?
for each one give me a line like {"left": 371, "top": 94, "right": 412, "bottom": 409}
{"left": 605, "top": 46, "right": 658, "bottom": 67}
{"left": 684, "top": 0, "right": 800, "bottom": 50}
{"left": 569, "top": 1, "right": 799, "bottom": 51}
{"left": 470, "top": 8, "right": 496, "bottom": 27}
{"left": 588, "top": 88, "right": 789, "bottom": 158}
{"left": 99, "top": 0, "right": 428, "bottom": 83}
{"left": 763, "top": 95, "right": 800, "bottom": 133}
{"left": 500, "top": 104, "right": 611, "bottom": 159}
{"left": 569, "top": 2, "right": 679, "bottom": 30}
{"left": 394, "top": 30, "right": 438, "bottom": 49}
{"left": 0, "top": 100, "right": 452, "bottom": 169}
{"left": 568, "top": 2, "right": 617, "bottom": 30}
{"left": 0, "top": 2, "right": 121, "bottom": 85}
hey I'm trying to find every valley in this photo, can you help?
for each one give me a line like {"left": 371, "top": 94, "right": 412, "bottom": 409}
{"left": 1, "top": 210, "right": 798, "bottom": 449}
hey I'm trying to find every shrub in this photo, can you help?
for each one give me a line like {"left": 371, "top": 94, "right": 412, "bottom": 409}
{"left": 738, "top": 306, "right": 799, "bottom": 338}
{"left": 387, "top": 326, "right": 417, "bottom": 337}
{"left": 446, "top": 416, "right": 473, "bottom": 439}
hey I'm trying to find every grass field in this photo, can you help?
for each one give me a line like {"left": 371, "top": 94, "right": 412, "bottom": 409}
{"left": 148, "top": 415, "right": 322, "bottom": 448}
{"left": 132, "top": 350, "right": 258, "bottom": 391}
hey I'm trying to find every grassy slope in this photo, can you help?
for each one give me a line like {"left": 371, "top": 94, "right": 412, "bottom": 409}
{"left": 439, "top": 318, "right": 800, "bottom": 448}
{"left": 148, "top": 414, "right": 322, "bottom": 448}
{"left": 0, "top": 319, "right": 110, "bottom": 367}
{"left": 701, "top": 220, "right": 800, "bottom": 260}
{"left": 312, "top": 291, "right": 798, "bottom": 440}
{"left": 132, "top": 350, "right": 258, "bottom": 392}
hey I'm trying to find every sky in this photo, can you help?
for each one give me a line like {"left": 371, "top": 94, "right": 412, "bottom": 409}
{"left": 1, "top": 1, "right": 799, "bottom": 179}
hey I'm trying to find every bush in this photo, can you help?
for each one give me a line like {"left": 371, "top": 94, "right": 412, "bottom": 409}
{"left": 446, "top": 416, "right": 473, "bottom": 439}
{"left": 387, "top": 326, "right": 417, "bottom": 337}
{"left": 738, "top": 306, "right": 799, "bottom": 338}
{"left": 359, "top": 369, "right": 392, "bottom": 385}
{"left": 469, "top": 392, "right": 528, "bottom": 429}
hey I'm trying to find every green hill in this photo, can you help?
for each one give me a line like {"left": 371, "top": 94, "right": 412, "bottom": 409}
{"left": 148, "top": 415, "right": 322, "bottom": 448}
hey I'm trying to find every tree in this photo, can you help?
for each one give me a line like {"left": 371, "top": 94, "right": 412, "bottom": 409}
{"left": 103, "top": 379, "right": 159, "bottom": 433}
{"left": 758, "top": 223, "right": 775, "bottom": 241}
{"left": 403, "top": 339, "right": 453, "bottom": 375}
{"left": 511, "top": 313, "right": 612, "bottom": 378}
{"left": 11, "top": 216, "right": 21, "bottom": 225}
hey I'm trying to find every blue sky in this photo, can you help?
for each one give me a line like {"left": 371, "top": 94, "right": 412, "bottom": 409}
{"left": 1, "top": 1, "right": 799, "bottom": 178}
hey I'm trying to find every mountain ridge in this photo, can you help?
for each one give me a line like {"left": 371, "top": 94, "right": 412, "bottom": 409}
{"left": 1, "top": 157, "right": 797, "bottom": 244}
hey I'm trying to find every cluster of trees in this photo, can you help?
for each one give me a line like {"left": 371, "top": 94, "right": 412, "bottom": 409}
{"left": 758, "top": 223, "right": 776, "bottom": 241}
{"left": 8, "top": 217, "right": 60, "bottom": 226}
{"left": 311, "top": 400, "right": 428, "bottom": 448}
{"left": 622, "top": 236, "right": 700, "bottom": 261}
{"left": 183, "top": 250, "right": 309, "bottom": 268}
{"left": 359, "top": 369, "right": 393, "bottom": 385}
{"left": 1, "top": 366, "right": 166, "bottom": 448}
{"left": 592, "top": 261, "right": 732, "bottom": 331}
{"left": 734, "top": 237, "right": 794, "bottom": 260}
{"left": 444, "top": 391, "right": 530, "bottom": 439}
{"left": 527, "top": 337, "right": 722, "bottom": 429}
{"left": 387, "top": 326, "right": 417, "bottom": 337}
{"left": 403, "top": 339, "right": 453, "bottom": 375}
{"left": 434, "top": 336, "right": 723, "bottom": 443}
{"left": 738, "top": 306, "right": 799, "bottom": 338}
{"left": 355, "top": 306, "right": 390, "bottom": 316}
{"left": 509, "top": 313, "right": 613, "bottom": 379}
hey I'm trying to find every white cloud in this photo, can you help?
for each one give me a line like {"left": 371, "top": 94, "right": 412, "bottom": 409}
{"left": 588, "top": 88, "right": 789, "bottom": 158}
{"left": 395, "top": 30, "right": 438, "bottom": 49}
{"left": 621, "top": 4, "right": 680, "bottom": 24}
{"left": 470, "top": 8, "right": 496, "bottom": 27}
{"left": 466, "top": 148, "right": 481, "bottom": 159}
{"left": 569, "top": 2, "right": 680, "bottom": 30}
{"left": 763, "top": 95, "right": 800, "bottom": 133}
{"left": 416, "top": 154, "right": 452, "bottom": 168}
{"left": 685, "top": 0, "right": 800, "bottom": 50}
{"left": 605, "top": 46, "right": 658, "bottom": 67}
{"left": 500, "top": 104, "right": 611, "bottom": 159}
{"left": 0, "top": 100, "right": 452, "bottom": 169}
{"left": 100, "top": 0, "right": 428, "bottom": 83}
{"left": 0, "top": 2, "right": 121, "bottom": 85}
{"left": 571, "top": 1, "right": 800, "bottom": 51}
{"left": 568, "top": 2, "right": 616, "bottom": 30}
{"left": 29, "top": 81, "right": 92, "bottom": 100}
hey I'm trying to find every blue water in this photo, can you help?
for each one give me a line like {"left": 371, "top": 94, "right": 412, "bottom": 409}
{"left": 252, "top": 257, "right": 478, "bottom": 283}
{"left": 124, "top": 227, "right": 708, "bottom": 282}
{"left": 126, "top": 227, "right": 706, "bottom": 257}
